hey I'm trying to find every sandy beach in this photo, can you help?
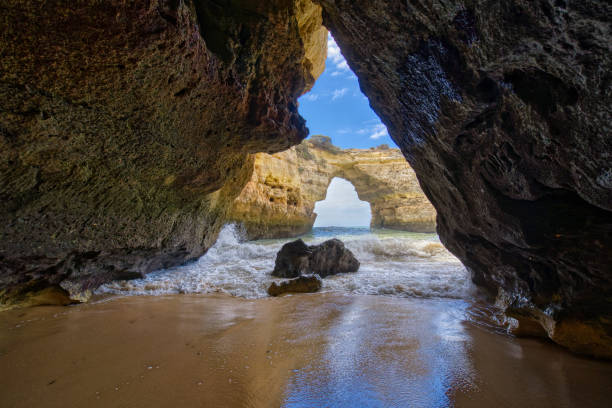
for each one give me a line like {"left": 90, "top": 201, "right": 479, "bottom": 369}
{"left": 1, "top": 293, "right": 610, "bottom": 408}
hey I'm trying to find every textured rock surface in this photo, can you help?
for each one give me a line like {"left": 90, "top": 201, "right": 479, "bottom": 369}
{"left": 271, "top": 239, "right": 312, "bottom": 278}
{"left": 267, "top": 275, "right": 322, "bottom": 296}
{"left": 228, "top": 135, "right": 436, "bottom": 238}
{"left": 272, "top": 238, "right": 359, "bottom": 278}
{"left": 307, "top": 238, "right": 360, "bottom": 278}
{"left": 1, "top": 0, "right": 611, "bottom": 359}
{"left": 316, "top": 0, "right": 612, "bottom": 357}
{"left": 0, "top": 0, "right": 326, "bottom": 305}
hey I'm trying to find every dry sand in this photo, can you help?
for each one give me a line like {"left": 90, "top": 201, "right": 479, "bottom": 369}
{"left": 1, "top": 293, "right": 610, "bottom": 407}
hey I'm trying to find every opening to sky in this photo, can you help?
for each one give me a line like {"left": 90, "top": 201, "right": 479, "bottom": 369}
{"left": 313, "top": 178, "right": 371, "bottom": 227}
{"left": 298, "top": 33, "right": 397, "bottom": 150}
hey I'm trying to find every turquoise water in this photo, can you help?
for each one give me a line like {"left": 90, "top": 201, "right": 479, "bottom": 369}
{"left": 99, "top": 225, "right": 472, "bottom": 299}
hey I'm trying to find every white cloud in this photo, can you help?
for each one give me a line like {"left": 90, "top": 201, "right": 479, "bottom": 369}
{"left": 353, "top": 120, "right": 390, "bottom": 140}
{"left": 327, "top": 34, "right": 350, "bottom": 72}
{"left": 336, "top": 60, "right": 349, "bottom": 71}
{"left": 303, "top": 93, "right": 319, "bottom": 101}
{"left": 330, "top": 71, "right": 343, "bottom": 77}
{"left": 332, "top": 88, "right": 348, "bottom": 100}
{"left": 337, "top": 128, "right": 351, "bottom": 134}
{"left": 369, "top": 123, "right": 388, "bottom": 140}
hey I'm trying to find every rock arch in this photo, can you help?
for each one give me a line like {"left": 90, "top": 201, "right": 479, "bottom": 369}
{"left": 227, "top": 136, "right": 436, "bottom": 239}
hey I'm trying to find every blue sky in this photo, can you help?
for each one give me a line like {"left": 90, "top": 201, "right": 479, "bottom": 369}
{"left": 298, "top": 34, "right": 396, "bottom": 149}
{"left": 313, "top": 178, "right": 372, "bottom": 227}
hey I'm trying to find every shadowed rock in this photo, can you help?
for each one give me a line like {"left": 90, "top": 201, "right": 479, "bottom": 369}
{"left": 315, "top": 0, "right": 612, "bottom": 358}
{"left": 267, "top": 275, "right": 322, "bottom": 297}
{"left": 0, "top": 0, "right": 326, "bottom": 304}
{"left": 1, "top": 0, "right": 611, "bottom": 359}
{"left": 272, "top": 238, "right": 359, "bottom": 278}
{"left": 271, "top": 239, "right": 312, "bottom": 279}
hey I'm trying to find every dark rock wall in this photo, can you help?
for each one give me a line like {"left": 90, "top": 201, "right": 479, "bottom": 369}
{"left": 1, "top": 0, "right": 610, "bottom": 357}
{"left": 315, "top": 0, "right": 611, "bottom": 356}
{"left": 0, "top": 0, "right": 320, "bottom": 303}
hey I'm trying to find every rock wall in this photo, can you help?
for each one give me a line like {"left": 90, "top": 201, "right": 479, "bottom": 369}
{"left": 227, "top": 136, "right": 436, "bottom": 238}
{"left": 1, "top": 0, "right": 611, "bottom": 358}
{"left": 316, "top": 0, "right": 612, "bottom": 357}
{"left": 0, "top": 0, "right": 326, "bottom": 305}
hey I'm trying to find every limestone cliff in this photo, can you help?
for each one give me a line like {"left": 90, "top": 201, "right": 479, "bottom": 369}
{"left": 0, "top": 0, "right": 326, "bottom": 306}
{"left": 228, "top": 136, "right": 436, "bottom": 238}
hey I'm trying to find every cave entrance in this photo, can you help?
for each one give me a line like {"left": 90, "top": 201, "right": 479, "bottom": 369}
{"left": 313, "top": 177, "right": 372, "bottom": 228}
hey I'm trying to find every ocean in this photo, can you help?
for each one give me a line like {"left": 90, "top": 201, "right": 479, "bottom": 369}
{"left": 98, "top": 224, "right": 473, "bottom": 300}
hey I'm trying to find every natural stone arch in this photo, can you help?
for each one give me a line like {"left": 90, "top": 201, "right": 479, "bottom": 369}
{"left": 227, "top": 135, "right": 436, "bottom": 238}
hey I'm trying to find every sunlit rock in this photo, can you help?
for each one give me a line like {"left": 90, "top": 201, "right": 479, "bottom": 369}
{"left": 228, "top": 136, "right": 437, "bottom": 238}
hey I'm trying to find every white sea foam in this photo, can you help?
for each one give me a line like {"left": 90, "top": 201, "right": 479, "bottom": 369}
{"left": 97, "top": 224, "right": 473, "bottom": 299}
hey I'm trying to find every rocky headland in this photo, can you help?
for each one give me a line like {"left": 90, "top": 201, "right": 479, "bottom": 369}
{"left": 228, "top": 135, "right": 437, "bottom": 239}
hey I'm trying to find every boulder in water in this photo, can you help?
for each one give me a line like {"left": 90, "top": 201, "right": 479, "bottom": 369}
{"left": 267, "top": 275, "right": 322, "bottom": 297}
{"left": 272, "top": 239, "right": 312, "bottom": 278}
{"left": 272, "top": 238, "right": 359, "bottom": 278}
{"left": 308, "top": 239, "right": 360, "bottom": 278}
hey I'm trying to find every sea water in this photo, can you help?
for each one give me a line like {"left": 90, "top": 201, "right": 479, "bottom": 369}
{"left": 98, "top": 224, "right": 473, "bottom": 299}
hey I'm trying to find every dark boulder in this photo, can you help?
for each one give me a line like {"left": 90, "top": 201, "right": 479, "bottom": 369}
{"left": 308, "top": 239, "right": 360, "bottom": 278}
{"left": 267, "top": 275, "right": 322, "bottom": 297}
{"left": 272, "top": 238, "right": 359, "bottom": 278}
{"left": 272, "top": 239, "right": 312, "bottom": 278}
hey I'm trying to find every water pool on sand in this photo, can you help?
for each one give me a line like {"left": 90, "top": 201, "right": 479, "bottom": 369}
{"left": 1, "top": 293, "right": 610, "bottom": 408}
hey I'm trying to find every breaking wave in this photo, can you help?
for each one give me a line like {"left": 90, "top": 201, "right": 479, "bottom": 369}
{"left": 98, "top": 224, "right": 473, "bottom": 299}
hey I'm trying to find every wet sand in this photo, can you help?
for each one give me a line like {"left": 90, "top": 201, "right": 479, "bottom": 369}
{"left": 1, "top": 293, "right": 610, "bottom": 407}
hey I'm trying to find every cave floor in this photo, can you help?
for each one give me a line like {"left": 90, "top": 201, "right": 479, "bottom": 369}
{"left": 0, "top": 293, "right": 610, "bottom": 408}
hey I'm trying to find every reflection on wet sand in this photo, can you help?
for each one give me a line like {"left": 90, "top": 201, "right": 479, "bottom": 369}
{"left": 0, "top": 294, "right": 610, "bottom": 408}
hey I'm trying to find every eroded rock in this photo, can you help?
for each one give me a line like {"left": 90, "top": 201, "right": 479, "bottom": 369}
{"left": 267, "top": 275, "right": 322, "bottom": 297}
{"left": 272, "top": 238, "right": 359, "bottom": 278}
{"left": 0, "top": 0, "right": 326, "bottom": 304}
{"left": 315, "top": 0, "right": 612, "bottom": 357}
{"left": 228, "top": 135, "right": 437, "bottom": 238}
{"left": 272, "top": 239, "right": 312, "bottom": 279}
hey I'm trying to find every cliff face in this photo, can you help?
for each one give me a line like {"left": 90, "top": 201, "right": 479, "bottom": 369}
{"left": 228, "top": 136, "right": 436, "bottom": 239}
{"left": 0, "top": 0, "right": 326, "bottom": 305}
{"left": 316, "top": 0, "right": 612, "bottom": 357}
{"left": 1, "top": 0, "right": 611, "bottom": 358}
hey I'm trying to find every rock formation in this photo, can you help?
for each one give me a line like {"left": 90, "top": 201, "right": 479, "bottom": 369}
{"left": 0, "top": 0, "right": 326, "bottom": 306}
{"left": 267, "top": 275, "right": 322, "bottom": 297}
{"left": 0, "top": 0, "right": 610, "bottom": 357}
{"left": 228, "top": 136, "right": 437, "bottom": 238}
{"left": 316, "top": 0, "right": 612, "bottom": 357}
{"left": 272, "top": 238, "right": 359, "bottom": 278}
